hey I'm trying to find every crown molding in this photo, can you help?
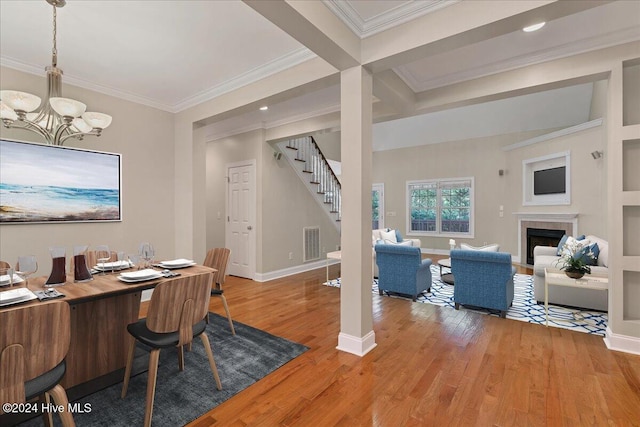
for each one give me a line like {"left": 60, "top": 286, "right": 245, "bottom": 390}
{"left": 395, "top": 26, "right": 640, "bottom": 93}
{"left": 0, "top": 56, "right": 174, "bottom": 112}
{"left": 323, "top": 0, "right": 458, "bottom": 38}
{"left": 173, "top": 48, "right": 317, "bottom": 113}
{"left": 2, "top": 48, "right": 318, "bottom": 114}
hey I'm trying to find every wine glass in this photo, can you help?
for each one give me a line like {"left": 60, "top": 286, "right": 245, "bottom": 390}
{"left": 95, "top": 245, "right": 111, "bottom": 275}
{"left": 139, "top": 243, "right": 155, "bottom": 269}
{"left": 16, "top": 255, "right": 38, "bottom": 286}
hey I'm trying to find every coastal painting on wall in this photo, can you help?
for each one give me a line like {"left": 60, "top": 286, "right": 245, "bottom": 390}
{"left": 0, "top": 138, "right": 122, "bottom": 223}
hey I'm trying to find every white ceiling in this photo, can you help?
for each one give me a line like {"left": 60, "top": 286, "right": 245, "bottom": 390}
{"left": 1, "top": 0, "right": 639, "bottom": 147}
{"left": 0, "top": 0, "right": 310, "bottom": 111}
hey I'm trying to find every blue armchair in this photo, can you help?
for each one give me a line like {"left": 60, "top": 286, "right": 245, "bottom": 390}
{"left": 450, "top": 249, "right": 516, "bottom": 318}
{"left": 375, "top": 244, "right": 432, "bottom": 301}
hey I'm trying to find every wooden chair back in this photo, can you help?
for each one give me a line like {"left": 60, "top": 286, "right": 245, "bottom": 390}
{"left": 84, "top": 250, "right": 117, "bottom": 268}
{"left": 0, "top": 301, "right": 71, "bottom": 406}
{"left": 203, "top": 248, "right": 231, "bottom": 289}
{"left": 145, "top": 273, "right": 213, "bottom": 346}
{"left": 0, "top": 261, "right": 10, "bottom": 269}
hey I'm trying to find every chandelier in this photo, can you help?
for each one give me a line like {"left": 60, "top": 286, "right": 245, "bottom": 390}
{"left": 0, "top": 0, "right": 112, "bottom": 146}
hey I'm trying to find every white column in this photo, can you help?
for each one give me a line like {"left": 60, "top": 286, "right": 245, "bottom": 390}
{"left": 337, "top": 66, "right": 376, "bottom": 356}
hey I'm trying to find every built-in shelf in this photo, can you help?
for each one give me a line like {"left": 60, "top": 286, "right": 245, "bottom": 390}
{"left": 623, "top": 257, "right": 640, "bottom": 272}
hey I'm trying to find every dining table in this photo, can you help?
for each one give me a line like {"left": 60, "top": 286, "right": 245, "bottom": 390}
{"left": 0, "top": 262, "right": 216, "bottom": 402}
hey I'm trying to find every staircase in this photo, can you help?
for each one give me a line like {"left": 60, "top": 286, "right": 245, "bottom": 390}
{"left": 276, "top": 136, "right": 341, "bottom": 231}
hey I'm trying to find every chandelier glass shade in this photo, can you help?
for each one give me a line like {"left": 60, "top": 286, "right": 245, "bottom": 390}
{"left": 0, "top": 0, "right": 112, "bottom": 146}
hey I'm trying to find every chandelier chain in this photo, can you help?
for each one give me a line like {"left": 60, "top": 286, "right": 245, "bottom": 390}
{"left": 52, "top": 4, "right": 57, "bottom": 67}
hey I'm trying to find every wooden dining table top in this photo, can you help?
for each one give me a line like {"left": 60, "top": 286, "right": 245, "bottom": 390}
{"left": 2, "top": 263, "right": 216, "bottom": 308}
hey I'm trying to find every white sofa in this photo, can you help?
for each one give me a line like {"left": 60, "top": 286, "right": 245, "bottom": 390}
{"left": 372, "top": 229, "right": 421, "bottom": 277}
{"left": 533, "top": 235, "right": 608, "bottom": 311}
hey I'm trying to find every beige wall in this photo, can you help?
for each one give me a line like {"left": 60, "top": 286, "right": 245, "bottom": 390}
{"left": 205, "top": 129, "right": 340, "bottom": 274}
{"left": 0, "top": 67, "right": 175, "bottom": 274}
{"left": 313, "top": 131, "right": 341, "bottom": 161}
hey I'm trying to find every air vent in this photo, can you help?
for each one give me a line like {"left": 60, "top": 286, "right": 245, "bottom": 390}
{"left": 303, "top": 226, "right": 321, "bottom": 262}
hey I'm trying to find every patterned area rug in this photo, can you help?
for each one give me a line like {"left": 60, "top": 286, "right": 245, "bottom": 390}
{"left": 324, "top": 265, "right": 607, "bottom": 336}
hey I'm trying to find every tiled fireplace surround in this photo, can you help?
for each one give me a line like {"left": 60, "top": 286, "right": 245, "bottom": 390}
{"left": 516, "top": 214, "right": 578, "bottom": 266}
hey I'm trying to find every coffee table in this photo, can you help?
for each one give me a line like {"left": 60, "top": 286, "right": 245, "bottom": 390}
{"left": 438, "top": 258, "right": 455, "bottom": 285}
{"left": 543, "top": 267, "right": 608, "bottom": 326}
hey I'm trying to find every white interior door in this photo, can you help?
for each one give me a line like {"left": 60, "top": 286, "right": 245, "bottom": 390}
{"left": 226, "top": 161, "right": 256, "bottom": 279}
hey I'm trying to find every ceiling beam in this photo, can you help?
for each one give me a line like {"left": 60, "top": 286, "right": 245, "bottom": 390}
{"left": 412, "top": 41, "right": 638, "bottom": 116}
{"left": 243, "top": 0, "right": 360, "bottom": 70}
{"left": 363, "top": 0, "right": 611, "bottom": 73}
{"left": 372, "top": 70, "right": 416, "bottom": 115}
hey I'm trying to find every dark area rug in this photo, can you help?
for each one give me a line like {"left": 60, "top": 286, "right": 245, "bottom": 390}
{"left": 19, "top": 313, "right": 308, "bottom": 427}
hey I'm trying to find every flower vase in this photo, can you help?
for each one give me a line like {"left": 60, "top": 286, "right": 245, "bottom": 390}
{"left": 565, "top": 270, "right": 585, "bottom": 279}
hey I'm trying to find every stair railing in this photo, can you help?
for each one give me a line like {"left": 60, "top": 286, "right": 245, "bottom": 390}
{"left": 285, "top": 136, "right": 341, "bottom": 222}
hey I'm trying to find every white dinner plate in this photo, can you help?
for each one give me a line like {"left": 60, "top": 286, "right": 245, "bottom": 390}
{"left": 0, "top": 274, "right": 24, "bottom": 287}
{"left": 160, "top": 259, "right": 195, "bottom": 268}
{"left": 94, "top": 260, "right": 132, "bottom": 271}
{"left": 0, "top": 288, "right": 38, "bottom": 306}
{"left": 117, "top": 273, "right": 163, "bottom": 283}
{"left": 158, "top": 262, "right": 196, "bottom": 269}
{"left": 118, "top": 269, "right": 163, "bottom": 282}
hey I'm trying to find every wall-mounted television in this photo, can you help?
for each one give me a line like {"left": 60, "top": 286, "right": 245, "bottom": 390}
{"left": 0, "top": 138, "right": 122, "bottom": 224}
{"left": 533, "top": 166, "right": 566, "bottom": 195}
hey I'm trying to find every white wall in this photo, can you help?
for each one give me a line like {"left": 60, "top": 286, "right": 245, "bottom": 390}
{"left": 0, "top": 67, "right": 176, "bottom": 274}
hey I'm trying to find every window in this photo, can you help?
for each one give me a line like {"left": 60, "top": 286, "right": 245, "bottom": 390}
{"left": 407, "top": 178, "right": 474, "bottom": 237}
{"left": 372, "top": 183, "right": 384, "bottom": 229}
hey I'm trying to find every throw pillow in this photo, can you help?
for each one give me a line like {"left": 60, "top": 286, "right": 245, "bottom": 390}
{"left": 556, "top": 234, "right": 585, "bottom": 255}
{"left": 556, "top": 235, "right": 569, "bottom": 256}
{"left": 384, "top": 239, "right": 413, "bottom": 246}
{"left": 560, "top": 236, "right": 592, "bottom": 257}
{"left": 460, "top": 243, "right": 500, "bottom": 252}
{"left": 576, "top": 242, "right": 600, "bottom": 266}
{"left": 380, "top": 229, "right": 397, "bottom": 243}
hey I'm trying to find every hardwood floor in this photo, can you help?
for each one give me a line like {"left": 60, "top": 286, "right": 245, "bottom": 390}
{"left": 146, "top": 256, "right": 639, "bottom": 426}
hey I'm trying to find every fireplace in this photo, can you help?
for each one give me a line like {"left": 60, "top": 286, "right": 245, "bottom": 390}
{"left": 526, "top": 228, "right": 566, "bottom": 265}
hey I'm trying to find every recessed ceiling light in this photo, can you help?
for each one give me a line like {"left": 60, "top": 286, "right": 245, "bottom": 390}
{"left": 523, "top": 22, "right": 545, "bottom": 32}
{"left": 259, "top": 106, "right": 268, "bottom": 111}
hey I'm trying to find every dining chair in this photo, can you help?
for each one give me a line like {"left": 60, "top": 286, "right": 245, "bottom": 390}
{"left": 121, "top": 272, "right": 222, "bottom": 427}
{"left": 0, "top": 260, "right": 10, "bottom": 269}
{"left": 203, "top": 248, "right": 235, "bottom": 335}
{"left": 0, "top": 301, "right": 75, "bottom": 427}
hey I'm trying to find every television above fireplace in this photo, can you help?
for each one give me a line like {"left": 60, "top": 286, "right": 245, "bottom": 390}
{"left": 523, "top": 151, "right": 570, "bottom": 206}
{"left": 534, "top": 166, "right": 566, "bottom": 195}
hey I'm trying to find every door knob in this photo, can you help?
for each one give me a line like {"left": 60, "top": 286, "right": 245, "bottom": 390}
{"left": 247, "top": 226, "right": 252, "bottom": 230}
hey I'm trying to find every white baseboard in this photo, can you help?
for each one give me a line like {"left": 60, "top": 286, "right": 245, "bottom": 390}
{"left": 254, "top": 258, "right": 340, "bottom": 282}
{"left": 336, "top": 331, "right": 377, "bottom": 356}
{"left": 604, "top": 327, "right": 640, "bottom": 355}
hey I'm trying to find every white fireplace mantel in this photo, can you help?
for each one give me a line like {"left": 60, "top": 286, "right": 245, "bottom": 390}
{"left": 513, "top": 212, "right": 578, "bottom": 220}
